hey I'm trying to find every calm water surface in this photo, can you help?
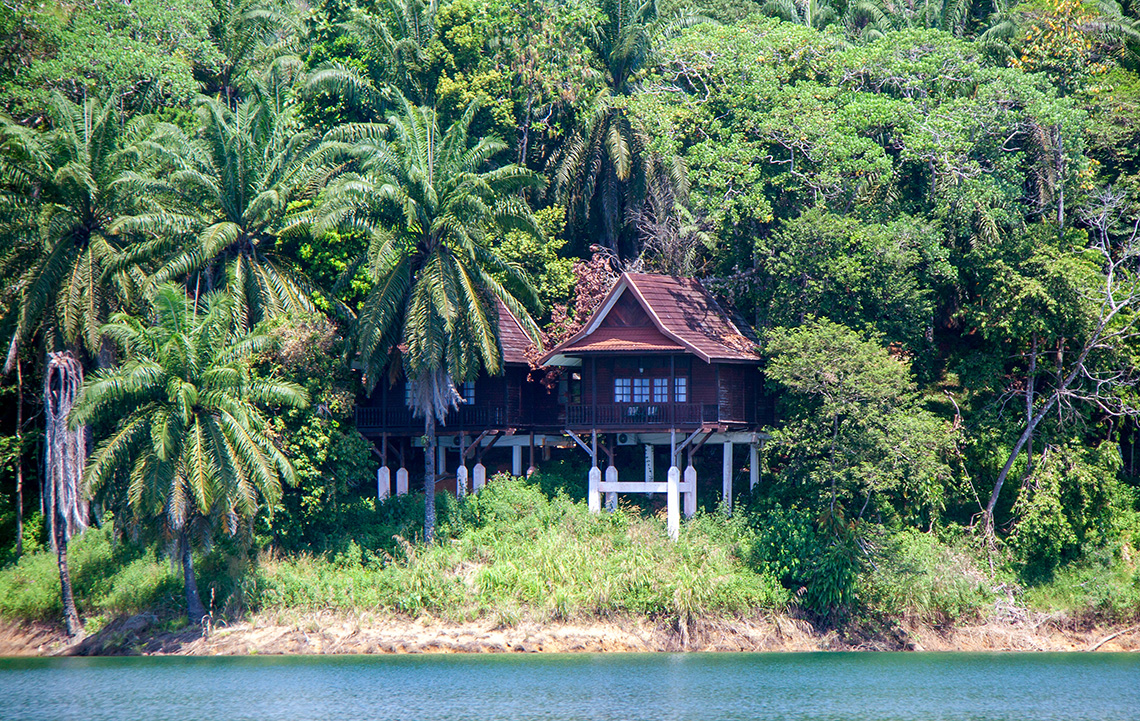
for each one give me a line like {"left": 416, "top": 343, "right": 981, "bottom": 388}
{"left": 0, "top": 652, "right": 1137, "bottom": 721}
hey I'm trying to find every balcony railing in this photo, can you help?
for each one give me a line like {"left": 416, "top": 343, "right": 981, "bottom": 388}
{"left": 564, "top": 403, "right": 719, "bottom": 428}
{"left": 356, "top": 404, "right": 508, "bottom": 431}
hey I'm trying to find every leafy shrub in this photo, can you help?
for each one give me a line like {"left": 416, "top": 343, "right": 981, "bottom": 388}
{"left": 746, "top": 505, "right": 860, "bottom": 617}
{"left": 860, "top": 528, "right": 992, "bottom": 626}
{"left": 0, "top": 525, "right": 181, "bottom": 621}
{"left": 1025, "top": 548, "right": 1140, "bottom": 623}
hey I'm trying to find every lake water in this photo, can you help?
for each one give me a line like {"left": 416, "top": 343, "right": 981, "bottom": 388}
{"left": 0, "top": 652, "right": 1137, "bottom": 721}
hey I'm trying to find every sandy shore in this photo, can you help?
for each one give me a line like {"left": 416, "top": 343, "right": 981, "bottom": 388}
{"left": 2, "top": 612, "right": 1137, "bottom": 657}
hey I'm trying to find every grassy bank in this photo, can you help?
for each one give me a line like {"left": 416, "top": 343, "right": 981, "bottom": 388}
{"left": 1, "top": 476, "right": 1138, "bottom": 644}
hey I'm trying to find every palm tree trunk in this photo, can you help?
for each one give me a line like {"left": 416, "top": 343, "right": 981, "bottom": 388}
{"left": 424, "top": 415, "right": 437, "bottom": 544}
{"left": 181, "top": 530, "right": 208, "bottom": 624}
{"left": 55, "top": 508, "right": 81, "bottom": 637}
{"left": 15, "top": 358, "right": 23, "bottom": 556}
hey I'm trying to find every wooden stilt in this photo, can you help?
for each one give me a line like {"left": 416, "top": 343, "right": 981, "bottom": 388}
{"left": 528, "top": 433, "right": 536, "bottom": 476}
{"left": 722, "top": 440, "right": 733, "bottom": 515}
{"left": 749, "top": 442, "right": 759, "bottom": 491}
{"left": 588, "top": 430, "right": 600, "bottom": 512}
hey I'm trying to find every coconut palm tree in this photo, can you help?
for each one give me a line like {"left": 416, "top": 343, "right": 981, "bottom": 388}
{"left": 0, "top": 93, "right": 158, "bottom": 372}
{"left": 114, "top": 76, "right": 341, "bottom": 328}
{"left": 311, "top": 94, "right": 543, "bottom": 542}
{"left": 70, "top": 283, "right": 307, "bottom": 623}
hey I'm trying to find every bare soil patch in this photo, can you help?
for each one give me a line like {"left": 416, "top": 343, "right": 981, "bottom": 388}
{"left": 3, "top": 612, "right": 1137, "bottom": 657}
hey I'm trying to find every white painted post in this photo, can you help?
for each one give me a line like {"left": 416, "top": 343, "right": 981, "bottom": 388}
{"left": 605, "top": 466, "right": 618, "bottom": 511}
{"left": 378, "top": 466, "right": 391, "bottom": 501}
{"left": 750, "top": 442, "right": 759, "bottom": 491}
{"left": 456, "top": 435, "right": 467, "bottom": 499}
{"left": 722, "top": 440, "right": 733, "bottom": 515}
{"left": 396, "top": 466, "right": 409, "bottom": 496}
{"left": 473, "top": 462, "right": 486, "bottom": 492}
{"left": 588, "top": 465, "right": 601, "bottom": 513}
{"left": 684, "top": 463, "right": 697, "bottom": 518}
{"left": 667, "top": 465, "right": 680, "bottom": 541}
{"left": 456, "top": 465, "right": 468, "bottom": 499}
{"left": 437, "top": 444, "right": 447, "bottom": 475}
{"left": 645, "top": 444, "right": 655, "bottom": 484}
{"left": 512, "top": 446, "right": 523, "bottom": 477}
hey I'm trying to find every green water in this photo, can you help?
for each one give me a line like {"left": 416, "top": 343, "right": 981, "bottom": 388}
{"left": 0, "top": 652, "right": 1137, "bottom": 720}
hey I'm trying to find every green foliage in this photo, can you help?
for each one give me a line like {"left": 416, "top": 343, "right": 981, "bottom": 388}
{"left": 860, "top": 528, "right": 993, "bottom": 625}
{"left": 0, "top": 0, "right": 216, "bottom": 120}
{"left": 72, "top": 284, "right": 308, "bottom": 537}
{"left": 495, "top": 205, "right": 575, "bottom": 315}
{"left": 1024, "top": 547, "right": 1140, "bottom": 623}
{"left": 764, "top": 319, "right": 957, "bottom": 525}
{"left": 0, "top": 525, "right": 181, "bottom": 621}
{"left": 1008, "top": 441, "right": 1133, "bottom": 581}
{"left": 251, "top": 475, "right": 788, "bottom": 621}
{"left": 745, "top": 504, "right": 861, "bottom": 617}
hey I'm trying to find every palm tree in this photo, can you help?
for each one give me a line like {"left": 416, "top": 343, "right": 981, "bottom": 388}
{"left": 0, "top": 93, "right": 158, "bottom": 372}
{"left": 549, "top": 0, "right": 701, "bottom": 259}
{"left": 312, "top": 95, "right": 543, "bottom": 542}
{"left": 70, "top": 283, "right": 307, "bottom": 623}
{"left": 114, "top": 77, "right": 339, "bottom": 328}
{"left": 306, "top": 0, "right": 439, "bottom": 112}
{"left": 759, "top": 0, "right": 840, "bottom": 31}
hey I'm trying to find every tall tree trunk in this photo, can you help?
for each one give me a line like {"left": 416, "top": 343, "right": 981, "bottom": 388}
{"left": 181, "top": 529, "right": 207, "bottom": 625}
{"left": 424, "top": 415, "right": 437, "bottom": 544}
{"left": 44, "top": 351, "right": 87, "bottom": 636}
{"left": 55, "top": 507, "right": 81, "bottom": 637}
{"left": 15, "top": 358, "right": 23, "bottom": 556}
{"left": 1025, "top": 332, "right": 1037, "bottom": 478}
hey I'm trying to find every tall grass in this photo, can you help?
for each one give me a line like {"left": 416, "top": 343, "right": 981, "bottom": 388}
{"left": 250, "top": 476, "right": 789, "bottom": 624}
{"left": 0, "top": 525, "right": 181, "bottom": 624}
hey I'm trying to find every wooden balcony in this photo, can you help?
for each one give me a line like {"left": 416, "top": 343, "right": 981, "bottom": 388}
{"left": 356, "top": 404, "right": 510, "bottom": 433}
{"left": 564, "top": 403, "right": 720, "bottom": 428}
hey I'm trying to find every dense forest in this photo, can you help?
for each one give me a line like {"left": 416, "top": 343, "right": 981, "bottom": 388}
{"left": 2, "top": 0, "right": 1140, "bottom": 638}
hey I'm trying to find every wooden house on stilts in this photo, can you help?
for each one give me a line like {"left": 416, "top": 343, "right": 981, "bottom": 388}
{"left": 542, "top": 273, "right": 770, "bottom": 538}
{"left": 355, "top": 298, "right": 559, "bottom": 498}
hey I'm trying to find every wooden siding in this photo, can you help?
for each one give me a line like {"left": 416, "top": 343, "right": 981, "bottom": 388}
{"left": 563, "top": 354, "right": 763, "bottom": 430}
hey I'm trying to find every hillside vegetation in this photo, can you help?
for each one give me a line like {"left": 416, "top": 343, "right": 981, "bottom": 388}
{"left": 1, "top": 0, "right": 1140, "bottom": 637}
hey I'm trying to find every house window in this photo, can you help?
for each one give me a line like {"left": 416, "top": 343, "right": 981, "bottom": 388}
{"left": 460, "top": 381, "right": 475, "bottom": 404}
{"left": 633, "top": 377, "right": 650, "bottom": 403}
{"left": 653, "top": 377, "right": 669, "bottom": 403}
{"left": 674, "top": 377, "right": 688, "bottom": 403}
{"left": 568, "top": 372, "right": 582, "bottom": 404}
{"left": 405, "top": 381, "right": 414, "bottom": 406}
{"left": 615, "top": 378, "right": 631, "bottom": 403}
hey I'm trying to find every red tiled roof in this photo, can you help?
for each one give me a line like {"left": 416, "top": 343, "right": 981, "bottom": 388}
{"left": 544, "top": 273, "right": 761, "bottom": 364}
{"left": 496, "top": 298, "right": 534, "bottom": 366}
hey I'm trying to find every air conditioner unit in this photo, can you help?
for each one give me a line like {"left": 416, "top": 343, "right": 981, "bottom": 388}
{"left": 617, "top": 433, "right": 637, "bottom": 446}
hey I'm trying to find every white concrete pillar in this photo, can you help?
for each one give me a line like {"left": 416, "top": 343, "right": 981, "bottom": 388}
{"left": 684, "top": 464, "right": 697, "bottom": 519}
{"left": 722, "top": 440, "right": 733, "bottom": 515}
{"left": 473, "top": 462, "right": 486, "bottom": 492}
{"left": 456, "top": 465, "right": 468, "bottom": 499}
{"left": 588, "top": 465, "right": 601, "bottom": 513}
{"left": 645, "top": 444, "right": 655, "bottom": 484}
{"left": 750, "top": 442, "right": 759, "bottom": 491}
{"left": 396, "top": 466, "right": 409, "bottom": 496}
{"left": 378, "top": 466, "right": 391, "bottom": 501}
{"left": 667, "top": 465, "right": 680, "bottom": 541}
{"left": 437, "top": 444, "right": 447, "bottom": 475}
{"left": 605, "top": 466, "right": 618, "bottom": 511}
{"left": 512, "top": 446, "right": 523, "bottom": 476}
